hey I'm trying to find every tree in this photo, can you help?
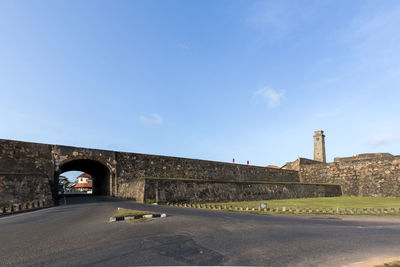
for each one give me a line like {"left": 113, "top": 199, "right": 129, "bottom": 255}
{"left": 58, "top": 176, "right": 71, "bottom": 191}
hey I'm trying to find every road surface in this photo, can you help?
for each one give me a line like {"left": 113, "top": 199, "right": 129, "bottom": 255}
{"left": 1, "top": 196, "right": 400, "bottom": 266}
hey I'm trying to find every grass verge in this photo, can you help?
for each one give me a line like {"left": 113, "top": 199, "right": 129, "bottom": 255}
{"left": 375, "top": 260, "right": 400, "bottom": 267}
{"left": 165, "top": 196, "right": 400, "bottom": 215}
{"left": 112, "top": 208, "right": 160, "bottom": 218}
{"left": 206, "top": 196, "right": 400, "bottom": 210}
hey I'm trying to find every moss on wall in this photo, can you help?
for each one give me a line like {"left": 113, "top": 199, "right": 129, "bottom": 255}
{"left": 144, "top": 178, "right": 341, "bottom": 203}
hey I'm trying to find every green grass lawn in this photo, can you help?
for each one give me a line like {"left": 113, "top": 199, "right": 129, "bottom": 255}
{"left": 112, "top": 208, "right": 159, "bottom": 218}
{"left": 207, "top": 196, "right": 400, "bottom": 209}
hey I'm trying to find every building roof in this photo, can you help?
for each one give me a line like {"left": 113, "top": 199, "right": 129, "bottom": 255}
{"left": 78, "top": 172, "right": 92, "bottom": 178}
{"left": 74, "top": 183, "right": 92, "bottom": 188}
{"left": 266, "top": 165, "right": 280, "bottom": 169}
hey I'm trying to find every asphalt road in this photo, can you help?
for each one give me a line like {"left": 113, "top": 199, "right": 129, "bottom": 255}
{"left": 1, "top": 196, "right": 400, "bottom": 266}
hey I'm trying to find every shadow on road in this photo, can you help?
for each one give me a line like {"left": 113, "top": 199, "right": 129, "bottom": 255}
{"left": 61, "top": 195, "right": 123, "bottom": 205}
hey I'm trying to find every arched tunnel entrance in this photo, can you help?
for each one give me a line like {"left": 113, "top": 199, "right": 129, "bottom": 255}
{"left": 57, "top": 159, "right": 111, "bottom": 197}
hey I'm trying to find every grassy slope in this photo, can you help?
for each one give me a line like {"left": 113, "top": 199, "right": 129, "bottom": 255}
{"left": 207, "top": 197, "right": 400, "bottom": 209}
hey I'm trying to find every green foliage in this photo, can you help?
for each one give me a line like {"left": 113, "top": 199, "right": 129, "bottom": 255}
{"left": 146, "top": 199, "right": 156, "bottom": 204}
{"left": 58, "top": 176, "right": 70, "bottom": 190}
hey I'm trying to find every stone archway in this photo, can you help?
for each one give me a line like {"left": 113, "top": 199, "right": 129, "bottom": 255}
{"left": 57, "top": 159, "right": 112, "bottom": 196}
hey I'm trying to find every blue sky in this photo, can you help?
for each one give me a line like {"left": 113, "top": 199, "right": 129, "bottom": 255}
{"left": 1, "top": 0, "right": 400, "bottom": 179}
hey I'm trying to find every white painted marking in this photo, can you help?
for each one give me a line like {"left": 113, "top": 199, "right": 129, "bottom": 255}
{"left": 143, "top": 214, "right": 153, "bottom": 218}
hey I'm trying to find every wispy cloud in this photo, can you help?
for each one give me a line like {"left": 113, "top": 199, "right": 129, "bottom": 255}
{"left": 245, "top": 1, "right": 324, "bottom": 41}
{"left": 367, "top": 133, "right": 398, "bottom": 148}
{"left": 246, "top": 1, "right": 290, "bottom": 39}
{"left": 140, "top": 113, "right": 163, "bottom": 126}
{"left": 254, "top": 87, "right": 284, "bottom": 108}
{"left": 178, "top": 43, "right": 190, "bottom": 51}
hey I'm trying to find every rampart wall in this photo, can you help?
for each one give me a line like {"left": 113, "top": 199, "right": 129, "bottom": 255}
{"left": 282, "top": 157, "right": 322, "bottom": 171}
{"left": 143, "top": 178, "right": 342, "bottom": 203}
{"left": 0, "top": 138, "right": 301, "bottom": 206}
{"left": 116, "top": 152, "right": 299, "bottom": 199}
{"left": 0, "top": 140, "right": 54, "bottom": 205}
{"left": 299, "top": 154, "right": 400, "bottom": 197}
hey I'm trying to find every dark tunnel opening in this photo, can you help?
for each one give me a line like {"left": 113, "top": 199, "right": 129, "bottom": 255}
{"left": 57, "top": 159, "right": 110, "bottom": 197}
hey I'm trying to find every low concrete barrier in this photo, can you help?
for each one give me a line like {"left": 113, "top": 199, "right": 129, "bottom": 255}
{"left": 0, "top": 199, "right": 53, "bottom": 215}
{"left": 164, "top": 202, "right": 400, "bottom": 216}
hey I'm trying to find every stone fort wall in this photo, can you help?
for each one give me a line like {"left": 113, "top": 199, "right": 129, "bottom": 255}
{"left": 0, "top": 140, "right": 54, "bottom": 205}
{"left": 0, "top": 138, "right": 301, "bottom": 206}
{"left": 297, "top": 154, "right": 400, "bottom": 197}
{"left": 143, "top": 178, "right": 341, "bottom": 203}
{"left": 3, "top": 137, "right": 399, "bottom": 203}
{"left": 115, "top": 152, "right": 299, "bottom": 199}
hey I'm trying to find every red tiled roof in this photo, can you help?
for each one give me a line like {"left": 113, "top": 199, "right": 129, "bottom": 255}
{"left": 74, "top": 183, "right": 92, "bottom": 188}
{"left": 78, "top": 173, "right": 92, "bottom": 178}
{"left": 266, "top": 165, "right": 280, "bottom": 169}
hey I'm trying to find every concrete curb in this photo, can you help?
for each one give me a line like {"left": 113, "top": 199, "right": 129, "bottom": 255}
{"left": 110, "top": 213, "right": 166, "bottom": 222}
{"left": 164, "top": 202, "right": 400, "bottom": 216}
{"left": 0, "top": 199, "right": 53, "bottom": 217}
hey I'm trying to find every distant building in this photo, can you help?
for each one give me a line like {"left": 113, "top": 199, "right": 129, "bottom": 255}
{"left": 266, "top": 165, "right": 280, "bottom": 169}
{"left": 74, "top": 173, "right": 93, "bottom": 193}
